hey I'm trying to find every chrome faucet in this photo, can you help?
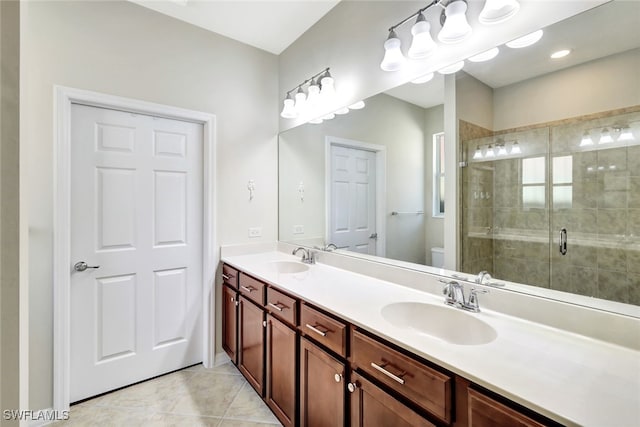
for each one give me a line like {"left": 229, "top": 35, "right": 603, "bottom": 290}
{"left": 476, "top": 270, "right": 492, "bottom": 285}
{"left": 441, "top": 280, "right": 489, "bottom": 313}
{"left": 292, "top": 247, "right": 316, "bottom": 264}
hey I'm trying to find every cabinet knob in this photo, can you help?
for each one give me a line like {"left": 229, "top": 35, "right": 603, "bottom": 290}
{"left": 334, "top": 373, "right": 342, "bottom": 383}
{"left": 347, "top": 382, "right": 359, "bottom": 393}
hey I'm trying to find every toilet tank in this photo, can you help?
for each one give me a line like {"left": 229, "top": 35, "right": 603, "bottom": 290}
{"left": 431, "top": 247, "right": 444, "bottom": 268}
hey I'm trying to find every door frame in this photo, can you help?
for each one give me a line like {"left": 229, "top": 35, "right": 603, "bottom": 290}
{"left": 53, "top": 86, "right": 217, "bottom": 412}
{"left": 324, "top": 136, "right": 386, "bottom": 257}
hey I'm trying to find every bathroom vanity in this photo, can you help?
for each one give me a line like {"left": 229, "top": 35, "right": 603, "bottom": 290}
{"left": 219, "top": 246, "right": 640, "bottom": 427}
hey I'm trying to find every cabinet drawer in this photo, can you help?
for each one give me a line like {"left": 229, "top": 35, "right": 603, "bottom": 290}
{"left": 468, "top": 388, "right": 546, "bottom": 427}
{"left": 351, "top": 330, "right": 452, "bottom": 424}
{"left": 300, "top": 303, "right": 347, "bottom": 357}
{"left": 239, "top": 273, "right": 266, "bottom": 305}
{"left": 266, "top": 287, "right": 297, "bottom": 327}
{"left": 222, "top": 264, "right": 239, "bottom": 289}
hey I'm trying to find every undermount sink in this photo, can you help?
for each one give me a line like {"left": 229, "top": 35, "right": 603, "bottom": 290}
{"left": 381, "top": 302, "right": 497, "bottom": 346}
{"left": 267, "top": 260, "right": 310, "bottom": 274}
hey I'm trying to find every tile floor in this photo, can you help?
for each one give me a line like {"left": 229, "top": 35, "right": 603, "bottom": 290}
{"left": 56, "top": 362, "right": 282, "bottom": 426}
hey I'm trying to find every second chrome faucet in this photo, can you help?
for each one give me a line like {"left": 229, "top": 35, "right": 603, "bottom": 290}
{"left": 442, "top": 280, "right": 489, "bottom": 313}
{"left": 292, "top": 247, "right": 316, "bottom": 264}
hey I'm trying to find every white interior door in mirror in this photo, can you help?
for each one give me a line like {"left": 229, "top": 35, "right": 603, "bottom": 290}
{"left": 69, "top": 104, "right": 203, "bottom": 402}
{"left": 329, "top": 145, "right": 377, "bottom": 254}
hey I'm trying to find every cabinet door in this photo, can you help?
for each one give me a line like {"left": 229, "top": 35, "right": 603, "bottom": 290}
{"left": 468, "top": 388, "right": 546, "bottom": 427}
{"left": 266, "top": 314, "right": 297, "bottom": 427}
{"left": 300, "top": 337, "right": 345, "bottom": 427}
{"left": 222, "top": 284, "right": 238, "bottom": 364}
{"left": 349, "top": 372, "right": 435, "bottom": 427}
{"left": 238, "top": 295, "right": 265, "bottom": 395}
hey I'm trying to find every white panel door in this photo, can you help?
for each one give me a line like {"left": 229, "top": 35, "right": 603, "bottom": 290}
{"left": 329, "top": 145, "right": 377, "bottom": 254}
{"left": 70, "top": 104, "right": 203, "bottom": 402}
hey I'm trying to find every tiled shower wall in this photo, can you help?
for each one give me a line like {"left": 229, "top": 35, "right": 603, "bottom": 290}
{"left": 461, "top": 107, "right": 640, "bottom": 305}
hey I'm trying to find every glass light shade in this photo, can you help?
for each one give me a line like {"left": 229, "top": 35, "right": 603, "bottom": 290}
{"left": 479, "top": 0, "right": 520, "bottom": 25}
{"left": 335, "top": 107, "right": 350, "bottom": 115}
{"left": 579, "top": 131, "right": 594, "bottom": 147}
{"left": 380, "top": 31, "right": 406, "bottom": 71}
{"left": 280, "top": 97, "right": 297, "bottom": 119}
{"left": 468, "top": 47, "right": 500, "bottom": 63}
{"left": 294, "top": 89, "right": 307, "bottom": 114}
{"left": 411, "top": 72, "right": 435, "bottom": 84}
{"left": 322, "top": 113, "right": 335, "bottom": 120}
{"left": 320, "top": 73, "right": 335, "bottom": 98}
{"left": 307, "top": 81, "right": 321, "bottom": 106}
{"left": 485, "top": 145, "right": 496, "bottom": 158}
{"left": 348, "top": 100, "right": 366, "bottom": 110}
{"left": 472, "top": 147, "right": 483, "bottom": 160}
{"left": 438, "top": 61, "right": 464, "bottom": 75}
{"left": 510, "top": 141, "right": 522, "bottom": 154}
{"left": 438, "top": 0, "right": 472, "bottom": 44}
{"left": 618, "top": 127, "right": 634, "bottom": 141}
{"left": 506, "top": 30, "right": 543, "bottom": 48}
{"left": 497, "top": 145, "right": 508, "bottom": 156}
{"left": 599, "top": 128, "right": 613, "bottom": 144}
{"left": 408, "top": 16, "right": 437, "bottom": 59}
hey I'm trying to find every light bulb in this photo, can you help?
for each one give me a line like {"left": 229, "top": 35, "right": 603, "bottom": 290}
{"left": 599, "top": 128, "right": 613, "bottom": 144}
{"left": 408, "top": 13, "right": 437, "bottom": 59}
{"left": 485, "top": 145, "right": 495, "bottom": 158}
{"left": 411, "top": 73, "right": 435, "bottom": 84}
{"left": 479, "top": 0, "right": 520, "bottom": 25}
{"left": 579, "top": 131, "right": 594, "bottom": 147}
{"left": 468, "top": 47, "right": 500, "bottom": 63}
{"left": 348, "top": 101, "right": 365, "bottom": 110}
{"left": 506, "top": 30, "right": 543, "bottom": 48}
{"left": 438, "top": 61, "right": 464, "bottom": 75}
{"left": 280, "top": 93, "right": 297, "bottom": 119}
{"left": 618, "top": 126, "right": 634, "bottom": 141}
{"left": 472, "top": 147, "right": 483, "bottom": 160}
{"left": 510, "top": 141, "right": 522, "bottom": 154}
{"left": 380, "top": 30, "right": 406, "bottom": 71}
{"left": 438, "top": 0, "right": 472, "bottom": 44}
{"left": 320, "top": 71, "right": 335, "bottom": 98}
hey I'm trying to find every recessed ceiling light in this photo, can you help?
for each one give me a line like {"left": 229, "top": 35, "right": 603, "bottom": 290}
{"left": 468, "top": 47, "right": 500, "bottom": 62}
{"left": 506, "top": 30, "right": 543, "bottom": 49}
{"left": 550, "top": 49, "right": 571, "bottom": 59}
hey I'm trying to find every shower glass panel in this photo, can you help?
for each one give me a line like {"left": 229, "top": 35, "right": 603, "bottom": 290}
{"left": 460, "top": 108, "right": 640, "bottom": 305}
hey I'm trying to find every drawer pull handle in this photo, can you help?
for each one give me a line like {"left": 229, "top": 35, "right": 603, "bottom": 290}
{"left": 371, "top": 361, "right": 406, "bottom": 385}
{"left": 305, "top": 323, "right": 328, "bottom": 337}
{"left": 241, "top": 285, "right": 255, "bottom": 293}
{"left": 222, "top": 273, "right": 234, "bottom": 281}
{"left": 268, "top": 302, "right": 286, "bottom": 312}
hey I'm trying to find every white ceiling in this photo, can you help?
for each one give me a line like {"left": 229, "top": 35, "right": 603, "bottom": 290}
{"left": 129, "top": 0, "right": 341, "bottom": 54}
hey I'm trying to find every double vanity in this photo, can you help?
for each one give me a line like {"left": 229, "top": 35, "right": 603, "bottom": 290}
{"left": 220, "top": 244, "right": 640, "bottom": 427}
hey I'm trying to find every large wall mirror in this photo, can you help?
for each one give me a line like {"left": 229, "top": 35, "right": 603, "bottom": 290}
{"left": 279, "top": 0, "right": 640, "bottom": 315}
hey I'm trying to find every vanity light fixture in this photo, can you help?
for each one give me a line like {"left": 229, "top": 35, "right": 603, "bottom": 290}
{"left": 599, "top": 128, "right": 613, "bottom": 144}
{"left": 473, "top": 146, "right": 483, "bottom": 160}
{"left": 438, "top": 60, "right": 465, "bottom": 74}
{"left": 510, "top": 140, "right": 522, "bottom": 154}
{"left": 468, "top": 47, "right": 500, "bottom": 62}
{"left": 497, "top": 143, "right": 508, "bottom": 156}
{"left": 478, "top": 0, "right": 520, "bottom": 25}
{"left": 579, "top": 130, "right": 594, "bottom": 147}
{"left": 280, "top": 67, "right": 337, "bottom": 120}
{"left": 380, "top": 0, "right": 519, "bottom": 72}
{"left": 411, "top": 72, "right": 435, "bottom": 84}
{"left": 506, "top": 29, "right": 543, "bottom": 48}
{"left": 617, "top": 125, "right": 634, "bottom": 141}
{"left": 485, "top": 144, "right": 496, "bottom": 158}
{"left": 550, "top": 49, "right": 571, "bottom": 59}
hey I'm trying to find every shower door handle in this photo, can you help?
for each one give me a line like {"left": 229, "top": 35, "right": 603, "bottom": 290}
{"left": 559, "top": 228, "right": 567, "bottom": 255}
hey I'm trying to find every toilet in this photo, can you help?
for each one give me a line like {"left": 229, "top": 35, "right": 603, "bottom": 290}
{"left": 431, "top": 247, "right": 444, "bottom": 268}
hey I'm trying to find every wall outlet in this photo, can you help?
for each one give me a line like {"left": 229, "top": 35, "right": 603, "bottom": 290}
{"left": 248, "top": 227, "right": 262, "bottom": 238}
{"left": 293, "top": 225, "right": 304, "bottom": 235}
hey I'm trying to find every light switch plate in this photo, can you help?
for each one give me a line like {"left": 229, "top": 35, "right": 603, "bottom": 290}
{"left": 293, "top": 225, "right": 304, "bottom": 235}
{"left": 248, "top": 227, "right": 262, "bottom": 238}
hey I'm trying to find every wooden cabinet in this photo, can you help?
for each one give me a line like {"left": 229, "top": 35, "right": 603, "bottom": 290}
{"left": 267, "top": 287, "right": 297, "bottom": 327}
{"left": 468, "top": 388, "right": 548, "bottom": 427}
{"left": 222, "top": 264, "right": 239, "bottom": 289}
{"left": 349, "top": 372, "right": 435, "bottom": 427}
{"left": 300, "top": 337, "right": 346, "bottom": 427}
{"left": 222, "top": 284, "right": 239, "bottom": 364}
{"left": 351, "top": 329, "right": 453, "bottom": 424}
{"left": 300, "top": 303, "right": 347, "bottom": 357}
{"left": 265, "top": 314, "right": 296, "bottom": 427}
{"left": 239, "top": 272, "right": 266, "bottom": 305}
{"left": 238, "top": 295, "right": 265, "bottom": 395}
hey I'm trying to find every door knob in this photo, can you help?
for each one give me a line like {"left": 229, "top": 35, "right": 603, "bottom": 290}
{"left": 369, "top": 233, "right": 378, "bottom": 240}
{"left": 74, "top": 261, "right": 100, "bottom": 272}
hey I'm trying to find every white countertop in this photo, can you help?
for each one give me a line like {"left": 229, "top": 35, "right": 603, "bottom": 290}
{"left": 222, "top": 250, "right": 640, "bottom": 427}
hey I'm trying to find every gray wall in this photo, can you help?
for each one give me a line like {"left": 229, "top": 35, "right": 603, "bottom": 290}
{"left": 2, "top": 1, "right": 24, "bottom": 423}
{"left": 21, "top": 0, "right": 278, "bottom": 410}
{"left": 424, "top": 104, "right": 445, "bottom": 265}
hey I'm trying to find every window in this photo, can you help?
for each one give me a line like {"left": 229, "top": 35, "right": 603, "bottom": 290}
{"left": 552, "top": 155, "right": 573, "bottom": 209}
{"left": 522, "top": 156, "right": 546, "bottom": 209}
{"left": 433, "top": 132, "right": 445, "bottom": 217}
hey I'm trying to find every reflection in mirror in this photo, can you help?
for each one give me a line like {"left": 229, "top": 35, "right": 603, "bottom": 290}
{"left": 279, "top": 0, "right": 640, "bottom": 313}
